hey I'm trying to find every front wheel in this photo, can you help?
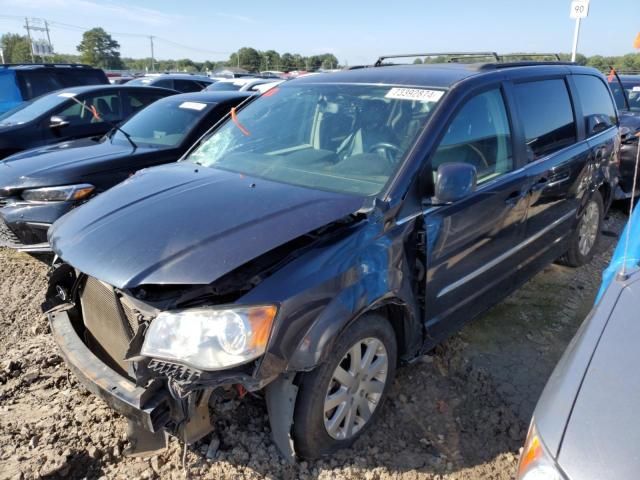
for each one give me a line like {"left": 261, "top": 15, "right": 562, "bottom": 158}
{"left": 561, "top": 191, "right": 603, "bottom": 267}
{"left": 292, "top": 312, "right": 397, "bottom": 459}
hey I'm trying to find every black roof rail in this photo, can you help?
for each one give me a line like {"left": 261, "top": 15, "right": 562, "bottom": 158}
{"left": 0, "top": 63, "right": 96, "bottom": 69}
{"left": 498, "top": 53, "right": 562, "bottom": 62}
{"left": 374, "top": 52, "right": 500, "bottom": 67}
{"left": 479, "top": 61, "right": 576, "bottom": 70}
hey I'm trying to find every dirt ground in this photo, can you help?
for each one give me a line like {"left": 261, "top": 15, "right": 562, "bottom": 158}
{"left": 0, "top": 209, "right": 627, "bottom": 480}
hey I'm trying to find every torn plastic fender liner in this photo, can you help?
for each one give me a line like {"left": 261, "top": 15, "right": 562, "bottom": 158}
{"left": 48, "top": 309, "right": 171, "bottom": 433}
{"left": 265, "top": 373, "right": 298, "bottom": 462}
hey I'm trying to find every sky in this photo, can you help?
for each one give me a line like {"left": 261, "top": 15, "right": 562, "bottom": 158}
{"left": 0, "top": 0, "right": 638, "bottom": 65}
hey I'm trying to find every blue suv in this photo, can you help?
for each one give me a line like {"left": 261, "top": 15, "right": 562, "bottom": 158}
{"left": 0, "top": 63, "right": 109, "bottom": 115}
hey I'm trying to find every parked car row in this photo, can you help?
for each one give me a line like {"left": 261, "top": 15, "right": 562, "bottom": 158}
{"left": 0, "top": 54, "right": 636, "bottom": 468}
{"left": 0, "top": 90, "right": 252, "bottom": 251}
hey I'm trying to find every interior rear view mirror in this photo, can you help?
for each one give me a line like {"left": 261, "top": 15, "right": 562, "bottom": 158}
{"left": 433, "top": 162, "right": 477, "bottom": 204}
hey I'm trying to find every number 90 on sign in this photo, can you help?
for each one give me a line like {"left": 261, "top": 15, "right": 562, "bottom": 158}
{"left": 570, "top": 0, "right": 589, "bottom": 19}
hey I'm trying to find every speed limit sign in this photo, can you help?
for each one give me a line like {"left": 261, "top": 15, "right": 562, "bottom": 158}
{"left": 570, "top": 0, "right": 590, "bottom": 19}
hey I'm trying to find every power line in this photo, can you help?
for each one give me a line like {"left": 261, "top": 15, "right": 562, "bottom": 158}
{"left": 1, "top": 15, "right": 231, "bottom": 59}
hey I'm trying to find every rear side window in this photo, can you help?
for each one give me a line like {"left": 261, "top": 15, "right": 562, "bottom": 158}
{"left": 174, "top": 79, "right": 203, "bottom": 93}
{"left": 432, "top": 88, "right": 513, "bottom": 183}
{"left": 153, "top": 79, "right": 174, "bottom": 89}
{"left": 514, "top": 79, "right": 576, "bottom": 161}
{"left": 57, "top": 70, "right": 108, "bottom": 87}
{"left": 573, "top": 75, "right": 617, "bottom": 136}
{"left": 16, "top": 71, "right": 64, "bottom": 100}
{"left": 126, "top": 91, "right": 170, "bottom": 115}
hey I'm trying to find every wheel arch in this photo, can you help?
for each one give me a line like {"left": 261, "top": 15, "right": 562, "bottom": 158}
{"left": 286, "top": 293, "right": 422, "bottom": 373}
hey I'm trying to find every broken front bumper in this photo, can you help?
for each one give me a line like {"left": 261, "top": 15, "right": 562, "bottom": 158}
{"left": 48, "top": 310, "right": 171, "bottom": 432}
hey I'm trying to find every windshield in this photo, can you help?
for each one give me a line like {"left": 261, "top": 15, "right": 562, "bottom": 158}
{"left": 610, "top": 80, "right": 640, "bottom": 112}
{"left": 0, "top": 92, "right": 70, "bottom": 126}
{"left": 113, "top": 98, "right": 214, "bottom": 147}
{"left": 126, "top": 78, "right": 153, "bottom": 86}
{"left": 625, "top": 84, "right": 640, "bottom": 112}
{"left": 187, "top": 83, "right": 443, "bottom": 195}
{"left": 206, "top": 82, "right": 242, "bottom": 92}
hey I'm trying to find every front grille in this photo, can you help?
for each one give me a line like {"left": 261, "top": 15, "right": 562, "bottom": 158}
{"left": 148, "top": 359, "right": 200, "bottom": 382}
{"left": 80, "top": 276, "right": 138, "bottom": 376}
{"left": 0, "top": 198, "right": 8, "bottom": 208}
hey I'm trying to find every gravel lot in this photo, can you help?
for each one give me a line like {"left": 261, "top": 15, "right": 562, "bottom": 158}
{"left": 0, "top": 209, "right": 627, "bottom": 480}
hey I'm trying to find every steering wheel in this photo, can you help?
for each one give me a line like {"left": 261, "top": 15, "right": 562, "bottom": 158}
{"left": 368, "top": 142, "right": 402, "bottom": 166}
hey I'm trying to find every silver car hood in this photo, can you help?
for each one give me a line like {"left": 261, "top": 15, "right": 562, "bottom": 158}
{"left": 557, "top": 272, "right": 640, "bottom": 480}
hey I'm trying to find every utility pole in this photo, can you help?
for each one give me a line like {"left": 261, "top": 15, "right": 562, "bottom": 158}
{"left": 0, "top": 47, "right": 5, "bottom": 64}
{"left": 149, "top": 36, "right": 155, "bottom": 72}
{"left": 24, "top": 17, "right": 35, "bottom": 63}
{"left": 44, "top": 21, "right": 52, "bottom": 53}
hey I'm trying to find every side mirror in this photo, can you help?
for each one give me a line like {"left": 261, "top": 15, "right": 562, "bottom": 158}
{"left": 586, "top": 115, "right": 609, "bottom": 136}
{"left": 433, "top": 162, "right": 477, "bottom": 204}
{"left": 49, "top": 115, "right": 70, "bottom": 129}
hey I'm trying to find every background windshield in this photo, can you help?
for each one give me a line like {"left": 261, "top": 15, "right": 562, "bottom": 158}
{"left": 114, "top": 98, "right": 214, "bottom": 147}
{"left": 206, "top": 82, "right": 242, "bottom": 92}
{"left": 188, "top": 83, "right": 443, "bottom": 195}
{"left": 0, "top": 92, "right": 69, "bottom": 126}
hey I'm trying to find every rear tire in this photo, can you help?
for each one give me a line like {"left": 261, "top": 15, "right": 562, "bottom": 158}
{"left": 561, "top": 191, "right": 603, "bottom": 267}
{"left": 292, "top": 312, "right": 397, "bottom": 459}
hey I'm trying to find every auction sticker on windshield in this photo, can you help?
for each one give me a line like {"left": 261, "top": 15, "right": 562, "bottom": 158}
{"left": 58, "top": 92, "right": 77, "bottom": 98}
{"left": 385, "top": 88, "right": 444, "bottom": 102}
{"left": 179, "top": 102, "right": 208, "bottom": 111}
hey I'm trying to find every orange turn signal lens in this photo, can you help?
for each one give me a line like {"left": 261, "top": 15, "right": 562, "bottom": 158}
{"left": 71, "top": 186, "right": 95, "bottom": 200}
{"left": 248, "top": 305, "right": 278, "bottom": 349}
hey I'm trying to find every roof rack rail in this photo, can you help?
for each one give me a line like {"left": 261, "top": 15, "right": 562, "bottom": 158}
{"left": 499, "top": 53, "right": 562, "bottom": 61}
{"left": 480, "top": 61, "right": 576, "bottom": 70}
{"left": 374, "top": 52, "right": 500, "bottom": 67}
{"left": 0, "top": 63, "right": 95, "bottom": 69}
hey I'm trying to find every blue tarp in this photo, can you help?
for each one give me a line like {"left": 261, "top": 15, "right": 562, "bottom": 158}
{"left": 596, "top": 201, "right": 640, "bottom": 303}
{"left": 0, "top": 71, "right": 23, "bottom": 115}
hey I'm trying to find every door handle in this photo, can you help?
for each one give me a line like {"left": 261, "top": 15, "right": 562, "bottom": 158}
{"left": 505, "top": 190, "right": 525, "bottom": 205}
{"left": 529, "top": 177, "right": 548, "bottom": 193}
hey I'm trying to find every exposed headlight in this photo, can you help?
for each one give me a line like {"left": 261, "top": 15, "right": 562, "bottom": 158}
{"left": 21, "top": 184, "right": 94, "bottom": 202}
{"left": 141, "top": 305, "right": 278, "bottom": 370}
{"left": 517, "top": 422, "right": 565, "bottom": 480}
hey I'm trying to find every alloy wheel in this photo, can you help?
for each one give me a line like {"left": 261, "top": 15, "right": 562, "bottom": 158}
{"left": 578, "top": 200, "right": 600, "bottom": 256}
{"left": 323, "top": 337, "right": 388, "bottom": 440}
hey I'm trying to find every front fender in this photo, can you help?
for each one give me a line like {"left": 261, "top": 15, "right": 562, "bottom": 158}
{"left": 285, "top": 270, "right": 416, "bottom": 371}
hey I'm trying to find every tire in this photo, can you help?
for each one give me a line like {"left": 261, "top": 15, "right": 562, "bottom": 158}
{"left": 561, "top": 190, "right": 604, "bottom": 267}
{"left": 292, "top": 312, "right": 397, "bottom": 459}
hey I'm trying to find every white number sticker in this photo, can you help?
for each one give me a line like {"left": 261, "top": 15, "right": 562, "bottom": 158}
{"left": 58, "top": 92, "right": 77, "bottom": 98}
{"left": 179, "top": 101, "right": 207, "bottom": 111}
{"left": 385, "top": 87, "right": 444, "bottom": 102}
{"left": 633, "top": 86, "right": 640, "bottom": 92}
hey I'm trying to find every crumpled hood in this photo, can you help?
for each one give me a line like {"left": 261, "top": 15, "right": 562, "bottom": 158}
{"left": 50, "top": 162, "right": 366, "bottom": 289}
{"left": 0, "top": 138, "right": 134, "bottom": 191}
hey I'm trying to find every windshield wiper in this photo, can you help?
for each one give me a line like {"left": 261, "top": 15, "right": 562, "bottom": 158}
{"left": 111, "top": 124, "right": 137, "bottom": 150}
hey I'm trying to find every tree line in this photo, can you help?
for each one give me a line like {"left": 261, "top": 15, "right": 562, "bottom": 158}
{"left": 0, "top": 28, "right": 339, "bottom": 73}
{"left": 2, "top": 28, "right": 640, "bottom": 73}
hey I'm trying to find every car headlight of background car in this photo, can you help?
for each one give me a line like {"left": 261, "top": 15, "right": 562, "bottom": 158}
{"left": 21, "top": 184, "right": 95, "bottom": 202}
{"left": 517, "top": 422, "right": 565, "bottom": 480}
{"left": 141, "top": 305, "right": 278, "bottom": 370}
